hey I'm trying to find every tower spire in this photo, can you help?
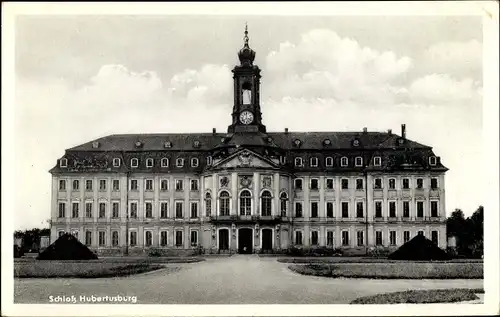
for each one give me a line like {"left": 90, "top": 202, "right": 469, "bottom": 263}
{"left": 244, "top": 22, "right": 249, "bottom": 47}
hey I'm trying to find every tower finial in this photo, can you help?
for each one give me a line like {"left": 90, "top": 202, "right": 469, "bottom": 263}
{"left": 244, "top": 22, "right": 249, "bottom": 47}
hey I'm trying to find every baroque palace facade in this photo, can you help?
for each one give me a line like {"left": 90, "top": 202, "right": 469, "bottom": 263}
{"left": 50, "top": 29, "right": 448, "bottom": 255}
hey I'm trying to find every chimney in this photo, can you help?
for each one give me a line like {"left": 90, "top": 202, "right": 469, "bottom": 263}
{"left": 285, "top": 128, "right": 289, "bottom": 134}
{"left": 212, "top": 128, "right": 216, "bottom": 135}
{"left": 363, "top": 127, "right": 367, "bottom": 133}
{"left": 388, "top": 129, "right": 392, "bottom": 135}
{"left": 401, "top": 124, "right": 406, "bottom": 139}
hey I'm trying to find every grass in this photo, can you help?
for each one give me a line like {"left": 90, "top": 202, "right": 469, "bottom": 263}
{"left": 288, "top": 262, "right": 483, "bottom": 279}
{"left": 278, "top": 257, "right": 484, "bottom": 264}
{"left": 14, "top": 261, "right": 181, "bottom": 278}
{"left": 350, "top": 288, "right": 483, "bottom": 304}
{"left": 15, "top": 257, "right": 204, "bottom": 264}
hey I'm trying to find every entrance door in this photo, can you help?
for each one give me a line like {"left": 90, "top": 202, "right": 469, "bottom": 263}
{"left": 219, "top": 229, "right": 229, "bottom": 251}
{"left": 238, "top": 228, "right": 253, "bottom": 254}
{"left": 262, "top": 229, "right": 273, "bottom": 250}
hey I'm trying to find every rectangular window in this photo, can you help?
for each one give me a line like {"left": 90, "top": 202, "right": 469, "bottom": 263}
{"left": 58, "top": 230, "right": 65, "bottom": 237}
{"left": 341, "top": 179, "right": 349, "bottom": 190}
{"left": 341, "top": 202, "right": 349, "bottom": 218}
{"left": 59, "top": 179, "right": 66, "bottom": 191}
{"left": 190, "top": 179, "right": 199, "bottom": 191}
{"left": 310, "top": 178, "right": 319, "bottom": 190}
{"left": 112, "top": 231, "right": 119, "bottom": 246}
{"left": 389, "top": 201, "right": 396, "bottom": 218}
{"left": 295, "top": 231, "right": 303, "bottom": 245}
{"left": 356, "top": 201, "right": 364, "bottom": 218}
{"left": 130, "top": 179, "right": 138, "bottom": 191}
{"left": 85, "top": 202, "right": 92, "bottom": 218}
{"left": 294, "top": 179, "right": 303, "bottom": 190}
{"left": 130, "top": 231, "right": 137, "bottom": 246}
{"left": 431, "top": 230, "right": 438, "bottom": 244}
{"left": 161, "top": 179, "right": 169, "bottom": 191}
{"left": 145, "top": 179, "right": 153, "bottom": 191}
{"left": 376, "top": 231, "right": 383, "bottom": 245}
{"left": 175, "top": 202, "right": 183, "bottom": 218}
{"left": 417, "top": 201, "right": 424, "bottom": 218}
{"left": 112, "top": 179, "right": 120, "bottom": 191}
{"left": 145, "top": 202, "right": 153, "bottom": 218}
{"left": 160, "top": 231, "right": 168, "bottom": 246}
{"left": 389, "top": 178, "right": 396, "bottom": 189}
{"left": 431, "top": 201, "right": 439, "bottom": 217}
{"left": 357, "top": 231, "right": 364, "bottom": 246}
{"left": 130, "top": 202, "right": 138, "bottom": 218}
{"left": 190, "top": 230, "right": 198, "bottom": 246}
{"left": 98, "top": 231, "right": 106, "bottom": 246}
{"left": 374, "top": 178, "right": 382, "bottom": 189}
{"left": 326, "top": 178, "right": 334, "bottom": 190}
{"left": 431, "top": 178, "right": 438, "bottom": 189}
{"left": 85, "top": 231, "right": 92, "bottom": 246}
{"left": 72, "top": 180, "right": 79, "bottom": 190}
{"left": 342, "top": 231, "right": 349, "bottom": 246}
{"left": 295, "top": 202, "right": 303, "bottom": 218}
{"left": 310, "top": 202, "right": 318, "bottom": 218}
{"left": 418, "top": 230, "right": 424, "bottom": 236}
{"left": 402, "top": 178, "right": 410, "bottom": 189}
{"left": 190, "top": 202, "right": 198, "bottom": 218}
{"left": 99, "top": 179, "right": 106, "bottom": 191}
{"left": 403, "top": 231, "right": 410, "bottom": 243}
{"left": 58, "top": 202, "right": 66, "bottom": 218}
{"left": 390, "top": 231, "right": 397, "bottom": 245}
{"left": 375, "top": 201, "right": 382, "bottom": 218}
{"left": 144, "top": 231, "right": 153, "bottom": 246}
{"left": 311, "top": 231, "right": 319, "bottom": 245}
{"left": 326, "top": 202, "right": 334, "bottom": 218}
{"left": 327, "top": 231, "right": 334, "bottom": 246}
{"left": 416, "top": 178, "right": 424, "bottom": 189}
{"left": 99, "top": 203, "right": 106, "bottom": 218}
{"left": 175, "top": 179, "right": 184, "bottom": 191}
{"left": 112, "top": 202, "right": 119, "bottom": 218}
{"left": 86, "top": 180, "right": 93, "bottom": 191}
{"left": 175, "top": 231, "right": 183, "bottom": 246}
{"left": 160, "top": 202, "right": 168, "bottom": 218}
{"left": 356, "top": 179, "right": 363, "bottom": 190}
{"left": 403, "top": 201, "right": 410, "bottom": 218}
{"left": 72, "top": 202, "right": 79, "bottom": 218}
{"left": 374, "top": 156, "right": 382, "bottom": 166}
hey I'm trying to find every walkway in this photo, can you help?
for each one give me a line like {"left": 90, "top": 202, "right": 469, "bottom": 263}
{"left": 14, "top": 255, "right": 483, "bottom": 304}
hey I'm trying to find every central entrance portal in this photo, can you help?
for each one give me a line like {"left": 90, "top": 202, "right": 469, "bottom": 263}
{"left": 238, "top": 228, "right": 253, "bottom": 254}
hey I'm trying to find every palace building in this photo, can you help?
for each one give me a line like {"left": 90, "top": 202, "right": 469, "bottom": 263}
{"left": 49, "top": 28, "right": 448, "bottom": 255}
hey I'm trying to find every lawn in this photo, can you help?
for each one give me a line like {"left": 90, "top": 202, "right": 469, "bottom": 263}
{"left": 14, "top": 261, "right": 180, "bottom": 278}
{"left": 289, "top": 262, "right": 483, "bottom": 279}
{"left": 351, "top": 288, "right": 484, "bottom": 304}
{"left": 278, "top": 257, "right": 484, "bottom": 264}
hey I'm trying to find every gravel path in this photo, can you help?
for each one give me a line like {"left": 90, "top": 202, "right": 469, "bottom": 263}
{"left": 14, "top": 255, "right": 483, "bottom": 304}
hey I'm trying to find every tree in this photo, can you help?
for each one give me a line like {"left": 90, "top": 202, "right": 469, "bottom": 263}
{"left": 446, "top": 206, "right": 484, "bottom": 258}
{"left": 446, "top": 208, "right": 466, "bottom": 237}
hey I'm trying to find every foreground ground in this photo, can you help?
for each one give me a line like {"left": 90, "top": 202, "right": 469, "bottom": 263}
{"left": 14, "top": 255, "right": 483, "bottom": 304}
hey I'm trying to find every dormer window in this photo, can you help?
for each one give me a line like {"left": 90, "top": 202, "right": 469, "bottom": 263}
{"left": 280, "top": 156, "right": 286, "bottom": 165}
{"left": 191, "top": 158, "right": 199, "bottom": 167}
{"left": 164, "top": 141, "right": 172, "bottom": 148}
{"left": 113, "top": 158, "right": 121, "bottom": 167}
{"left": 310, "top": 157, "right": 318, "bottom": 167}
{"left": 176, "top": 158, "right": 184, "bottom": 168}
{"left": 92, "top": 141, "right": 100, "bottom": 149}
{"left": 325, "top": 157, "right": 333, "bottom": 167}
{"left": 135, "top": 141, "right": 142, "bottom": 148}
{"left": 59, "top": 158, "right": 68, "bottom": 168}
{"left": 193, "top": 140, "right": 200, "bottom": 148}
{"left": 207, "top": 156, "right": 213, "bottom": 166}
{"left": 221, "top": 137, "right": 226, "bottom": 143}
{"left": 429, "top": 156, "right": 437, "bottom": 166}
{"left": 353, "top": 139, "right": 360, "bottom": 147}
{"left": 374, "top": 156, "right": 381, "bottom": 166}
{"left": 323, "top": 139, "right": 331, "bottom": 146}
{"left": 355, "top": 156, "right": 363, "bottom": 167}
{"left": 131, "top": 158, "right": 139, "bottom": 168}
{"left": 293, "top": 139, "right": 302, "bottom": 147}
{"left": 295, "top": 157, "right": 303, "bottom": 167}
{"left": 161, "top": 158, "right": 169, "bottom": 167}
{"left": 146, "top": 158, "right": 154, "bottom": 168}
{"left": 341, "top": 157, "right": 348, "bottom": 167}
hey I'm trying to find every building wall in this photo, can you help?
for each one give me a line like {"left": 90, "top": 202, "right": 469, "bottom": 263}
{"left": 50, "top": 170, "right": 447, "bottom": 253}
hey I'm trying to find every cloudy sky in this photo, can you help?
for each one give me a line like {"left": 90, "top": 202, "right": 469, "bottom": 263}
{"left": 13, "top": 14, "right": 483, "bottom": 230}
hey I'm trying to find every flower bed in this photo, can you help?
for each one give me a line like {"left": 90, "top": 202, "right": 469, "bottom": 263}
{"left": 351, "top": 288, "right": 483, "bottom": 304}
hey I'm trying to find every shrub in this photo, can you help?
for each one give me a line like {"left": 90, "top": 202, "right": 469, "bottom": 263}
{"left": 367, "top": 246, "right": 392, "bottom": 258}
{"left": 192, "top": 245, "right": 205, "bottom": 256}
{"left": 148, "top": 248, "right": 164, "bottom": 257}
{"left": 284, "top": 246, "right": 343, "bottom": 257}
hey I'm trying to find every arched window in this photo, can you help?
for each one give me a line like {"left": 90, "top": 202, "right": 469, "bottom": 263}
{"left": 205, "top": 192, "right": 212, "bottom": 217}
{"left": 113, "top": 158, "right": 121, "bottom": 167}
{"left": 239, "top": 190, "right": 252, "bottom": 216}
{"left": 59, "top": 158, "right": 67, "bottom": 168}
{"left": 280, "top": 192, "right": 288, "bottom": 217}
{"left": 131, "top": 158, "right": 139, "bottom": 168}
{"left": 325, "top": 157, "right": 334, "bottom": 167}
{"left": 176, "top": 158, "right": 184, "bottom": 167}
{"left": 295, "top": 157, "right": 303, "bottom": 167}
{"left": 310, "top": 157, "right": 318, "bottom": 167}
{"left": 191, "top": 158, "right": 199, "bottom": 167}
{"left": 161, "top": 158, "right": 169, "bottom": 167}
{"left": 341, "top": 156, "right": 348, "bottom": 167}
{"left": 219, "top": 191, "right": 230, "bottom": 216}
{"left": 261, "top": 191, "right": 272, "bottom": 217}
{"left": 146, "top": 158, "right": 154, "bottom": 168}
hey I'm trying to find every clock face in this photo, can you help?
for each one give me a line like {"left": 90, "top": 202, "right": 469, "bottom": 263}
{"left": 239, "top": 111, "right": 254, "bottom": 125}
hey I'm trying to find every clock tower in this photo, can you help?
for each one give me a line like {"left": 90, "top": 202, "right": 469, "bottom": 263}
{"left": 228, "top": 25, "right": 266, "bottom": 133}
